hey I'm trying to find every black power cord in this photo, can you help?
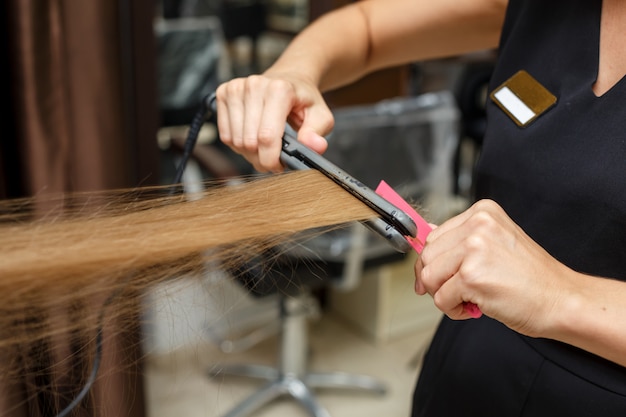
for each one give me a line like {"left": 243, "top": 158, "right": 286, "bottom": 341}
{"left": 50, "top": 276, "right": 126, "bottom": 417}
{"left": 54, "top": 290, "right": 111, "bottom": 417}
{"left": 171, "top": 93, "right": 217, "bottom": 188}
{"left": 54, "top": 93, "right": 216, "bottom": 417}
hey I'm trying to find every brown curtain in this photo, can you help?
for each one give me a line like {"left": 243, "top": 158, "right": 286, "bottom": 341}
{"left": 1, "top": 0, "right": 159, "bottom": 415}
{"left": 7, "top": 1, "right": 132, "bottom": 195}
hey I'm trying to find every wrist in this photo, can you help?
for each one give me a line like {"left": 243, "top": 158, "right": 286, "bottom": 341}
{"left": 542, "top": 270, "right": 623, "bottom": 354}
{"left": 537, "top": 266, "right": 585, "bottom": 341}
{"left": 538, "top": 270, "right": 626, "bottom": 367}
{"left": 263, "top": 66, "right": 320, "bottom": 91}
{"left": 263, "top": 41, "right": 329, "bottom": 90}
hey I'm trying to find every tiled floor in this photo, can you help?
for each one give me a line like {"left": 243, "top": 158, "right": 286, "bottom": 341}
{"left": 145, "top": 308, "right": 441, "bottom": 417}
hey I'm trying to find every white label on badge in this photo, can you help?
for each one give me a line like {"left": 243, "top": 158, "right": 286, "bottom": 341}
{"left": 493, "top": 86, "right": 536, "bottom": 125}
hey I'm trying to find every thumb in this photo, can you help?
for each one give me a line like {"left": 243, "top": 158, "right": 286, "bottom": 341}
{"left": 295, "top": 105, "right": 333, "bottom": 154}
{"left": 298, "top": 127, "right": 329, "bottom": 155}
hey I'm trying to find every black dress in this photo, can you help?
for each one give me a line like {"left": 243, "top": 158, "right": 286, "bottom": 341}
{"left": 412, "top": 0, "right": 626, "bottom": 415}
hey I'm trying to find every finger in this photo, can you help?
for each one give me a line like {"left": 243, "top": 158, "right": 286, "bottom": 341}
{"left": 432, "top": 273, "right": 476, "bottom": 320}
{"left": 298, "top": 128, "right": 328, "bottom": 155}
{"left": 426, "top": 205, "right": 476, "bottom": 244}
{"left": 215, "top": 86, "right": 233, "bottom": 147}
{"left": 256, "top": 81, "right": 298, "bottom": 172}
{"left": 241, "top": 78, "right": 267, "bottom": 153}
{"left": 426, "top": 199, "right": 503, "bottom": 244}
{"left": 419, "top": 240, "right": 464, "bottom": 296}
{"left": 422, "top": 202, "right": 508, "bottom": 274}
{"left": 296, "top": 105, "right": 333, "bottom": 154}
{"left": 221, "top": 82, "right": 246, "bottom": 149}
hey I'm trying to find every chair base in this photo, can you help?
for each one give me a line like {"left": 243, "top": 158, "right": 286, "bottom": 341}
{"left": 209, "top": 364, "right": 387, "bottom": 417}
{"left": 208, "top": 294, "right": 387, "bottom": 417}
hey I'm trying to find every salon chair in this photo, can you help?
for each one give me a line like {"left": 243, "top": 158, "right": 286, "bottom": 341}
{"left": 208, "top": 91, "right": 461, "bottom": 417}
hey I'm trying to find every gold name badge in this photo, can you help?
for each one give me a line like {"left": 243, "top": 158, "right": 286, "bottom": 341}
{"left": 490, "top": 70, "right": 557, "bottom": 127}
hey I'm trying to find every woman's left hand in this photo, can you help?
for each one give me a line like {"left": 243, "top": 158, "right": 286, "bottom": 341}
{"left": 414, "top": 199, "right": 574, "bottom": 337}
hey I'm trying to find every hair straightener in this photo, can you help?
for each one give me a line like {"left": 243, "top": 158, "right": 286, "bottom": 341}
{"left": 175, "top": 93, "right": 418, "bottom": 253}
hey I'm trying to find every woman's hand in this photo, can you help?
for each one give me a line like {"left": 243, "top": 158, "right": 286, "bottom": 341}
{"left": 215, "top": 73, "right": 333, "bottom": 173}
{"left": 414, "top": 199, "right": 574, "bottom": 337}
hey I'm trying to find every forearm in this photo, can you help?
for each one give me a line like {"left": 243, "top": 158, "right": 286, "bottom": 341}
{"left": 546, "top": 270, "right": 626, "bottom": 368}
{"left": 264, "top": 4, "right": 372, "bottom": 92}
{"left": 265, "top": 0, "right": 508, "bottom": 92}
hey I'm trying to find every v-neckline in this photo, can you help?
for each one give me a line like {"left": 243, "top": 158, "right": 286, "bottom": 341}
{"left": 592, "top": 0, "right": 626, "bottom": 98}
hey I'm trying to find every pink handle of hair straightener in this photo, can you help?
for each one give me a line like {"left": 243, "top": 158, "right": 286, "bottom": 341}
{"left": 375, "top": 180, "right": 482, "bottom": 319}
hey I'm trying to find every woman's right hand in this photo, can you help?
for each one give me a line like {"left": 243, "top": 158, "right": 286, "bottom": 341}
{"left": 215, "top": 73, "right": 334, "bottom": 172}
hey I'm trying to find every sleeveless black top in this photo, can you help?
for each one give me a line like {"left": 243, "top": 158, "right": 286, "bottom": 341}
{"left": 413, "top": 1, "right": 626, "bottom": 415}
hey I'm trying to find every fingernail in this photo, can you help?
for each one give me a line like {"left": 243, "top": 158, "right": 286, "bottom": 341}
{"left": 463, "top": 302, "right": 482, "bottom": 318}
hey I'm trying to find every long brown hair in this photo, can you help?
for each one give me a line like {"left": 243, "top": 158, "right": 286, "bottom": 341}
{"left": 0, "top": 170, "right": 377, "bottom": 413}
